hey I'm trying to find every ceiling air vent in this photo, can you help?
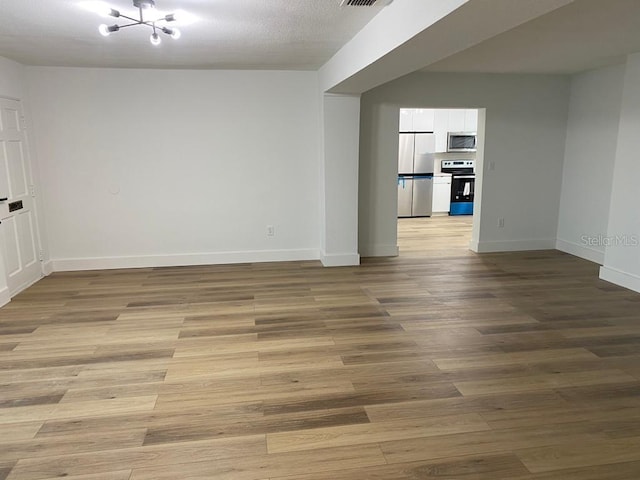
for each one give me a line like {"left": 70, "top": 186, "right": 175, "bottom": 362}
{"left": 340, "top": 0, "right": 390, "bottom": 6}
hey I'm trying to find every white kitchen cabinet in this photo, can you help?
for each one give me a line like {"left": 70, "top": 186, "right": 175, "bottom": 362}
{"left": 434, "top": 109, "right": 449, "bottom": 152}
{"left": 433, "top": 175, "right": 452, "bottom": 213}
{"left": 448, "top": 109, "right": 466, "bottom": 132}
{"left": 413, "top": 109, "right": 434, "bottom": 132}
{"left": 399, "top": 109, "right": 413, "bottom": 131}
{"left": 464, "top": 109, "right": 478, "bottom": 132}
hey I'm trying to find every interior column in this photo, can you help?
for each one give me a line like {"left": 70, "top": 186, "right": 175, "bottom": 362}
{"left": 320, "top": 94, "right": 361, "bottom": 267}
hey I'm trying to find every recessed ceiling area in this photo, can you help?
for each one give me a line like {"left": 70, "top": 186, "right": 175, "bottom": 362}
{"left": 423, "top": 0, "right": 640, "bottom": 75}
{"left": 0, "top": 0, "right": 386, "bottom": 69}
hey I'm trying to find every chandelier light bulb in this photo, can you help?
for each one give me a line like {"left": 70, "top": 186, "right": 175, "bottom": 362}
{"left": 170, "top": 28, "right": 181, "bottom": 40}
{"left": 98, "top": 24, "right": 111, "bottom": 36}
{"left": 150, "top": 32, "right": 162, "bottom": 46}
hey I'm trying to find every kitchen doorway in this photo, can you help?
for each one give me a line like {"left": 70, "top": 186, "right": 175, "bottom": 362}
{"left": 396, "top": 108, "right": 479, "bottom": 256}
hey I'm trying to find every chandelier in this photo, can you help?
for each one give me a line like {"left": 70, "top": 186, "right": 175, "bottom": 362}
{"left": 83, "top": 0, "right": 183, "bottom": 46}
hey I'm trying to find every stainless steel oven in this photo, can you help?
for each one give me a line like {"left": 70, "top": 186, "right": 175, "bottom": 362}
{"left": 441, "top": 160, "right": 475, "bottom": 215}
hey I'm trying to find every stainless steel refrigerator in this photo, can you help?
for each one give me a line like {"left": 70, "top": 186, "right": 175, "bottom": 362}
{"left": 397, "top": 133, "right": 435, "bottom": 217}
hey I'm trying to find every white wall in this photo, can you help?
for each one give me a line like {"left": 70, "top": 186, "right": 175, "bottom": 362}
{"left": 359, "top": 71, "right": 570, "bottom": 256}
{"left": 600, "top": 52, "right": 640, "bottom": 293}
{"left": 556, "top": 64, "right": 625, "bottom": 264}
{"left": 321, "top": 94, "right": 361, "bottom": 266}
{"left": 26, "top": 67, "right": 321, "bottom": 270}
{"left": 0, "top": 56, "right": 27, "bottom": 100}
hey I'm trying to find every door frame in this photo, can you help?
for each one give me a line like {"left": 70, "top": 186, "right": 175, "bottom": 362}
{"left": 394, "top": 106, "right": 486, "bottom": 254}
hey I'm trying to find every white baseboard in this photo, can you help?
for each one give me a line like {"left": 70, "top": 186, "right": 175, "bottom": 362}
{"left": 555, "top": 239, "right": 605, "bottom": 265}
{"left": 474, "top": 238, "right": 556, "bottom": 253}
{"left": 0, "top": 287, "right": 10, "bottom": 308}
{"left": 599, "top": 265, "right": 640, "bottom": 294}
{"left": 320, "top": 251, "right": 360, "bottom": 267}
{"left": 51, "top": 248, "right": 320, "bottom": 272}
{"left": 42, "top": 261, "right": 53, "bottom": 276}
{"left": 359, "top": 244, "right": 399, "bottom": 257}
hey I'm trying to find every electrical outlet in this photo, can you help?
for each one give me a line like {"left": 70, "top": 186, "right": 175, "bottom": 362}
{"left": 498, "top": 218, "right": 505, "bottom": 228}
{"left": 266, "top": 225, "right": 275, "bottom": 237}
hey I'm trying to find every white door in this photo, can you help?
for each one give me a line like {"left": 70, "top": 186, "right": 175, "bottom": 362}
{"left": 0, "top": 97, "right": 42, "bottom": 296}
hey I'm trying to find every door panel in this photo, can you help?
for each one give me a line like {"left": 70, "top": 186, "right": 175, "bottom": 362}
{"left": 398, "top": 134, "right": 414, "bottom": 174}
{"left": 397, "top": 177, "right": 413, "bottom": 217}
{"left": 0, "top": 142, "right": 9, "bottom": 196}
{"left": 18, "top": 210, "right": 37, "bottom": 267}
{"left": 414, "top": 133, "right": 436, "bottom": 174}
{"left": 412, "top": 177, "right": 433, "bottom": 217}
{"left": 7, "top": 140, "right": 27, "bottom": 197}
{"left": 0, "top": 97, "right": 41, "bottom": 297}
{"left": 2, "top": 106, "right": 20, "bottom": 131}
{"left": 1, "top": 216, "right": 20, "bottom": 275}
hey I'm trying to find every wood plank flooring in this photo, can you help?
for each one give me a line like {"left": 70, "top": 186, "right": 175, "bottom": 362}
{"left": 1, "top": 216, "right": 640, "bottom": 479}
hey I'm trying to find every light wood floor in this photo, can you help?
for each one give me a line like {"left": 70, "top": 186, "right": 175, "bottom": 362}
{"left": 2, "top": 216, "right": 640, "bottom": 479}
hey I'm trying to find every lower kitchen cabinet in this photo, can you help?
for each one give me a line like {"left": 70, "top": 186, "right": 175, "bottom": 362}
{"left": 433, "top": 175, "right": 452, "bottom": 213}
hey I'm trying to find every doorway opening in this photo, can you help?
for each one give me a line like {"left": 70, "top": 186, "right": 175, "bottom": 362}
{"left": 396, "top": 107, "right": 481, "bottom": 257}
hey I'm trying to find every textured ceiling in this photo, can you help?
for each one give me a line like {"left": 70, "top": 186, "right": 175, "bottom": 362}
{"left": 3, "top": 0, "right": 639, "bottom": 76}
{"left": 0, "top": 0, "right": 386, "bottom": 69}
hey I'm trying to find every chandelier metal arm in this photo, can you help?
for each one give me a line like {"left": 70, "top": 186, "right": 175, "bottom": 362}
{"left": 94, "top": 1, "right": 182, "bottom": 43}
{"left": 110, "top": 15, "right": 173, "bottom": 30}
{"left": 116, "top": 13, "right": 143, "bottom": 24}
{"left": 116, "top": 21, "right": 154, "bottom": 30}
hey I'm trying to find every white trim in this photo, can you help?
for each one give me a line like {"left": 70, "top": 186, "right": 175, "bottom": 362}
{"left": 555, "top": 239, "right": 605, "bottom": 265}
{"left": 42, "top": 261, "right": 53, "bottom": 276}
{"left": 359, "top": 244, "right": 399, "bottom": 257}
{"left": 8, "top": 274, "right": 44, "bottom": 298}
{"left": 51, "top": 249, "right": 320, "bottom": 272}
{"left": 599, "top": 265, "right": 640, "bottom": 294}
{"left": 474, "top": 238, "right": 556, "bottom": 253}
{"left": 320, "top": 251, "right": 360, "bottom": 267}
{"left": 0, "top": 287, "right": 10, "bottom": 308}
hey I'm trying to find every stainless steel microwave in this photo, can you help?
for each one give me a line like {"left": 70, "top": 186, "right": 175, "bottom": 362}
{"left": 447, "top": 132, "right": 477, "bottom": 152}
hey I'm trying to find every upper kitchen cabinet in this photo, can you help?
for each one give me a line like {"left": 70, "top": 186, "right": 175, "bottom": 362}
{"left": 448, "top": 109, "right": 466, "bottom": 132}
{"left": 434, "top": 109, "right": 449, "bottom": 152}
{"left": 400, "top": 109, "right": 434, "bottom": 132}
{"left": 402, "top": 108, "right": 478, "bottom": 152}
{"left": 464, "top": 109, "right": 478, "bottom": 132}
{"left": 399, "top": 109, "right": 413, "bottom": 132}
{"left": 413, "top": 109, "right": 434, "bottom": 132}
